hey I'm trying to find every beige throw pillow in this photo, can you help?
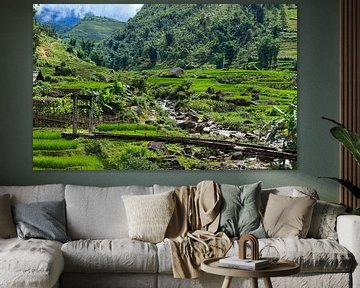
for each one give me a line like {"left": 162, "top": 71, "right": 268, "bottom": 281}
{"left": 263, "top": 193, "right": 316, "bottom": 238}
{"left": 122, "top": 191, "right": 175, "bottom": 243}
{"left": 0, "top": 194, "right": 16, "bottom": 238}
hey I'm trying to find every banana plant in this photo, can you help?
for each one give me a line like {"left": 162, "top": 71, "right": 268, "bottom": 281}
{"left": 264, "top": 102, "right": 297, "bottom": 150}
{"left": 320, "top": 117, "right": 360, "bottom": 199}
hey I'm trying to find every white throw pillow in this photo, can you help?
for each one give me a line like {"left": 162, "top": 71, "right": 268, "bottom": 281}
{"left": 122, "top": 191, "right": 175, "bottom": 243}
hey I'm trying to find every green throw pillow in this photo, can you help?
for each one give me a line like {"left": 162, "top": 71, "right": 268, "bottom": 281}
{"left": 218, "top": 182, "right": 266, "bottom": 238}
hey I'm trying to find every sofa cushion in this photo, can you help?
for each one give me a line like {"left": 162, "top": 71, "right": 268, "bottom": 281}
{"left": 263, "top": 193, "right": 316, "bottom": 238}
{"left": 0, "top": 238, "right": 63, "bottom": 288}
{"left": 61, "top": 239, "right": 158, "bottom": 273}
{"left": 122, "top": 191, "right": 175, "bottom": 243}
{"left": 0, "top": 194, "right": 16, "bottom": 238}
{"left": 158, "top": 237, "right": 353, "bottom": 274}
{"left": 261, "top": 238, "right": 354, "bottom": 273}
{"left": 65, "top": 185, "right": 153, "bottom": 239}
{"left": 61, "top": 273, "right": 157, "bottom": 288}
{"left": 12, "top": 200, "right": 70, "bottom": 243}
{"left": 234, "top": 238, "right": 353, "bottom": 273}
{"left": 153, "top": 184, "right": 176, "bottom": 194}
{"left": 0, "top": 184, "right": 65, "bottom": 204}
{"left": 156, "top": 240, "right": 173, "bottom": 274}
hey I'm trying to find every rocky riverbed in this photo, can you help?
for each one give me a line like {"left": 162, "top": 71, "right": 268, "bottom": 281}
{"left": 158, "top": 99, "right": 258, "bottom": 140}
{"left": 148, "top": 99, "right": 294, "bottom": 170}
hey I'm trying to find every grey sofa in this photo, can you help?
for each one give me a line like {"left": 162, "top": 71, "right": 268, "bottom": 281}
{"left": 0, "top": 184, "right": 359, "bottom": 288}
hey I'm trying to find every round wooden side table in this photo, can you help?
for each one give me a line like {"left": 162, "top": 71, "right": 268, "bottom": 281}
{"left": 201, "top": 257, "right": 300, "bottom": 288}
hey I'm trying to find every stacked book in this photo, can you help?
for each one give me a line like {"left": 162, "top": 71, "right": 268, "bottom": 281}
{"left": 218, "top": 257, "right": 271, "bottom": 270}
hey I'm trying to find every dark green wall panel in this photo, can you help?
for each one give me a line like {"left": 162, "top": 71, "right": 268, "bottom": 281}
{"left": 0, "top": 0, "right": 340, "bottom": 202}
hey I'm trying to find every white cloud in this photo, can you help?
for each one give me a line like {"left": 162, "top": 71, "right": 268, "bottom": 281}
{"left": 36, "top": 4, "right": 143, "bottom": 22}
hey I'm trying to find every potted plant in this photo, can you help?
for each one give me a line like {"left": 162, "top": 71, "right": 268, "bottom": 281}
{"left": 321, "top": 117, "right": 360, "bottom": 215}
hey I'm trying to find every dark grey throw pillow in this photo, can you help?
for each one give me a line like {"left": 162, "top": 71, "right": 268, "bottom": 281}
{"left": 12, "top": 200, "right": 70, "bottom": 243}
{"left": 218, "top": 182, "right": 266, "bottom": 238}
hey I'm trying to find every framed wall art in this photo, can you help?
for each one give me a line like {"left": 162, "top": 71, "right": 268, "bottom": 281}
{"left": 32, "top": 3, "right": 297, "bottom": 170}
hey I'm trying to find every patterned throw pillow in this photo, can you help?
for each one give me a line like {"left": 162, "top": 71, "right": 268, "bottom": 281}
{"left": 218, "top": 182, "right": 266, "bottom": 239}
{"left": 122, "top": 191, "right": 175, "bottom": 243}
{"left": 307, "top": 200, "right": 347, "bottom": 240}
{"left": 263, "top": 193, "right": 316, "bottom": 238}
{"left": 0, "top": 194, "right": 16, "bottom": 238}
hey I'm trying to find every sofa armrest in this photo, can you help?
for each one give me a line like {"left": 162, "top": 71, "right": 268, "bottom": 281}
{"left": 337, "top": 215, "right": 360, "bottom": 288}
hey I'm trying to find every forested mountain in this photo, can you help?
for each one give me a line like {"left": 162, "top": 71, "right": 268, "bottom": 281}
{"left": 34, "top": 4, "right": 297, "bottom": 72}
{"left": 63, "top": 16, "right": 125, "bottom": 43}
{"left": 94, "top": 4, "right": 296, "bottom": 71}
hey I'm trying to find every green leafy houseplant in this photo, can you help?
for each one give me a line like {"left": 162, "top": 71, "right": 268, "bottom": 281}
{"left": 321, "top": 117, "right": 360, "bottom": 214}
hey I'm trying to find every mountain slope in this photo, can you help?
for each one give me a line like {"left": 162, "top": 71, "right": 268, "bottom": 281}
{"left": 34, "top": 28, "right": 111, "bottom": 80}
{"left": 99, "top": 4, "right": 297, "bottom": 70}
{"left": 63, "top": 16, "right": 125, "bottom": 43}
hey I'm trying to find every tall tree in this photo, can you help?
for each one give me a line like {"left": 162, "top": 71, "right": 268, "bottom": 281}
{"left": 257, "top": 36, "right": 279, "bottom": 68}
{"left": 146, "top": 45, "right": 158, "bottom": 67}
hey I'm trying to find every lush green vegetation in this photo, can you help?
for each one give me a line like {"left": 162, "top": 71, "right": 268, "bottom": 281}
{"left": 63, "top": 16, "right": 125, "bottom": 43}
{"left": 97, "top": 4, "right": 297, "bottom": 71}
{"left": 96, "top": 123, "right": 157, "bottom": 132}
{"left": 33, "top": 155, "right": 103, "bottom": 170}
{"left": 33, "top": 30, "right": 114, "bottom": 81}
{"left": 33, "top": 139, "right": 78, "bottom": 150}
{"left": 33, "top": 130, "right": 90, "bottom": 169}
{"left": 32, "top": 129, "right": 161, "bottom": 170}
{"left": 33, "top": 4, "right": 297, "bottom": 170}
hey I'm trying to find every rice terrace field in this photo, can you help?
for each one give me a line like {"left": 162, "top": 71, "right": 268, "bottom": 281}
{"left": 33, "top": 4, "right": 297, "bottom": 170}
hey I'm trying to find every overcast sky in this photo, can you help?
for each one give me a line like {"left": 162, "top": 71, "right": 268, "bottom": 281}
{"left": 35, "top": 4, "right": 143, "bottom": 22}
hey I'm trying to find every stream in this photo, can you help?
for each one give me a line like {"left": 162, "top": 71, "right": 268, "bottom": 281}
{"left": 154, "top": 99, "right": 293, "bottom": 170}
